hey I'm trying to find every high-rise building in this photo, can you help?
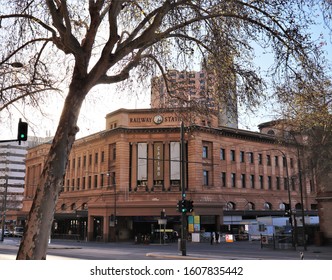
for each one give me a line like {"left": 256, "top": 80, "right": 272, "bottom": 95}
{"left": 0, "top": 142, "right": 27, "bottom": 212}
{"left": 151, "top": 68, "right": 238, "bottom": 128}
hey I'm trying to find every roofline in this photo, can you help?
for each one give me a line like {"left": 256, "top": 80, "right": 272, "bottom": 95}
{"left": 73, "top": 124, "right": 294, "bottom": 147}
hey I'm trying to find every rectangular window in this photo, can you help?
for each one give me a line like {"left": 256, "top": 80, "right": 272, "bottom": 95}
{"left": 268, "top": 176, "right": 272, "bottom": 190}
{"left": 221, "top": 172, "right": 226, "bottom": 187}
{"left": 83, "top": 177, "right": 86, "bottom": 190}
{"left": 101, "top": 151, "right": 105, "bottom": 163}
{"left": 100, "top": 174, "right": 104, "bottom": 187}
{"left": 241, "top": 174, "right": 246, "bottom": 188}
{"left": 259, "top": 175, "right": 264, "bottom": 189}
{"left": 267, "top": 155, "right": 271, "bottom": 166}
{"left": 95, "top": 152, "right": 98, "bottom": 164}
{"left": 138, "top": 143, "right": 148, "bottom": 181}
{"left": 77, "top": 178, "right": 80, "bottom": 190}
{"left": 88, "top": 176, "right": 92, "bottom": 189}
{"left": 231, "top": 173, "right": 236, "bottom": 188}
{"left": 83, "top": 155, "right": 86, "bottom": 167}
{"left": 170, "top": 142, "right": 180, "bottom": 181}
{"left": 111, "top": 172, "right": 116, "bottom": 185}
{"left": 230, "top": 150, "right": 236, "bottom": 161}
{"left": 258, "top": 154, "right": 263, "bottom": 165}
{"left": 220, "top": 148, "right": 225, "bottom": 160}
{"left": 94, "top": 175, "right": 98, "bottom": 188}
{"left": 248, "top": 152, "right": 254, "bottom": 164}
{"left": 283, "top": 156, "right": 287, "bottom": 167}
{"left": 203, "top": 146, "right": 208, "bottom": 158}
{"left": 240, "top": 151, "right": 245, "bottom": 163}
{"left": 275, "top": 156, "right": 279, "bottom": 167}
{"left": 276, "top": 177, "right": 280, "bottom": 190}
{"left": 89, "top": 154, "right": 92, "bottom": 165}
{"left": 203, "top": 170, "right": 209, "bottom": 186}
{"left": 250, "top": 175, "right": 255, "bottom": 189}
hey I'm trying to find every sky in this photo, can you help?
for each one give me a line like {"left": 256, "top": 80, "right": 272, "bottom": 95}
{"left": 1, "top": 8, "right": 331, "bottom": 142}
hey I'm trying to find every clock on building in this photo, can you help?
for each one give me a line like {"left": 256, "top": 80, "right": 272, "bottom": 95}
{"left": 153, "top": 115, "right": 163, "bottom": 124}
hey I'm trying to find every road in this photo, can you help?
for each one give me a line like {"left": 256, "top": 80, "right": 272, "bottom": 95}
{"left": 1, "top": 237, "right": 332, "bottom": 260}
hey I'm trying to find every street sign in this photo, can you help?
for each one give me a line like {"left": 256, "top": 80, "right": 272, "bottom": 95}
{"left": 158, "top": 219, "right": 167, "bottom": 225}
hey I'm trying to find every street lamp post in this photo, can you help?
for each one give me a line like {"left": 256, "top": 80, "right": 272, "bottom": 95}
{"left": 297, "top": 151, "right": 307, "bottom": 251}
{"left": 282, "top": 152, "right": 296, "bottom": 248}
{"left": 0, "top": 176, "right": 8, "bottom": 242}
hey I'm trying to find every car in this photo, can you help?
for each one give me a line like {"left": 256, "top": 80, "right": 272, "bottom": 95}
{"left": 13, "top": 227, "right": 24, "bottom": 237}
{"left": 0, "top": 228, "right": 11, "bottom": 237}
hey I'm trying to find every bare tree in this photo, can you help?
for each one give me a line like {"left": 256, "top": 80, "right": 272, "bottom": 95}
{"left": 276, "top": 53, "right": 332, "bottom": 242}
{"left": 0, "top": 0, "right": 322, "bottom": 259}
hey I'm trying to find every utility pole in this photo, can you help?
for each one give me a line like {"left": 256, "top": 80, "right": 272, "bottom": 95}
{"left": 297, "top": 152, "right": 307, "bottom": 251}
{"left": 180, "top": 122, "right": 187, "bottom": 256}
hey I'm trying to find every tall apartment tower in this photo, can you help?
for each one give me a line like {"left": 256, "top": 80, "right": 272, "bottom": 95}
{"left": 151, "top": 67, "right": 238, "bottom": 128}
{"left": 0, "top": 142, "right": 27, "bottom": 212}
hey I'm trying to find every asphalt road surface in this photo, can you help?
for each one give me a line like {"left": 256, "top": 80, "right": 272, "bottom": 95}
{"left": 1, "top": 238, "right": 331, "bottom": 260}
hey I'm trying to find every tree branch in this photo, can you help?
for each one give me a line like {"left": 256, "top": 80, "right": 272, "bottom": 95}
{"left": 0, "top": 14, "right": 57, "bottom": 37}
{"left": 97, "top": 49, "right": 144, "bottom": 84}
{"left": 46, "top": 0, "right": 82, "bottom": 56}
{"left": 0, "top": 38, "right": 52, "bottom": 67}
{"left": 0, "top": 86, "right": 59, "bottom": 112}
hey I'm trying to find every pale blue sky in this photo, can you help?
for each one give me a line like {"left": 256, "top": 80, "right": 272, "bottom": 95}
{"left": 1, "top": 9, "right": 331, "bottom": 140}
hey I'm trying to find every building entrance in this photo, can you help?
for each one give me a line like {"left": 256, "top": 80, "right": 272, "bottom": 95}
{"left": 93, "top": 216, "right": 103, "bottom": 241}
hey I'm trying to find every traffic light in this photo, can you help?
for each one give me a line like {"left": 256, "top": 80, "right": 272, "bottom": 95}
{"left": 17, "top": 119, "right": 28, "bottom": 144}
{"left": 177, "top": 199, "right": 193, "bottom": 213}
{"left": 186, "top": 200, "right": 194, "bottom": 213}
{"left": 181, "top": 199, "right": 187, "bottom": 213}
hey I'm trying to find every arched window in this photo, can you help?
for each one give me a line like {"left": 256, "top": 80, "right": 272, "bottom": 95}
{"left": 226, "top": 201, "right": 236, "bottom": 210}
{"left": 264, "top": 202, "right": 272, "bottom": 210}
{"left": 61, "top": 203, "right": 67, "bottom": 211}
{"left": 279, "top": 202, "right": 286, "bottom": 210}
{"left": 247, "top": 202, "right": 255, "bottom": 210}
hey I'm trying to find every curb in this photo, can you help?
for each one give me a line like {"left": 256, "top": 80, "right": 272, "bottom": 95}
{"left": 146, "top": 252, "right": 213, "bottom": 260}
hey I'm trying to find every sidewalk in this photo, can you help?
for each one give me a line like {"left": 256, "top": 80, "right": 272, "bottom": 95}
{"left": 1, "top": 238, "right": 332, "bottom": 260}
{"left": 146, "top": 245, "right": 332, "bottom": 260}
{"left": 0, "top": 238, "right": 81, "bottom": 260}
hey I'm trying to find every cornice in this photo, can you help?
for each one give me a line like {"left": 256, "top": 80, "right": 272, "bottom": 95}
{"left": 73, "top": 124, "right": 296, "bottom": 147}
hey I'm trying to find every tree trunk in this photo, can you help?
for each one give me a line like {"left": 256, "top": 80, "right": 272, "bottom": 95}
{"left": 16, "top": 82, "right": 87, "bottom": 260}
